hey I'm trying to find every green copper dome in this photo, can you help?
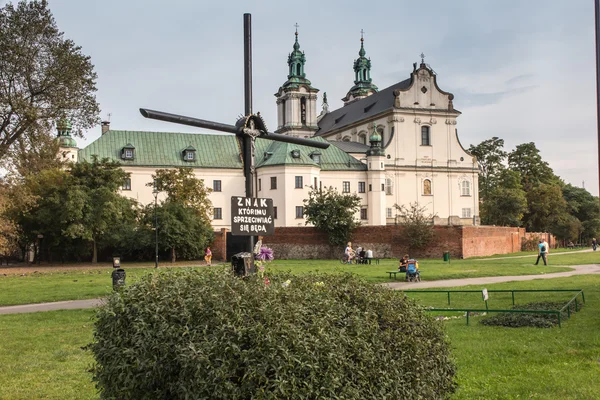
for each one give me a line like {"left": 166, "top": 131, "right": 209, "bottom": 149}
{"left": 367, "top": 122, "right": 385, "bottom": 157}
{"left": 56, "top": 118, "right": 77, "bottom": 148}
{"left": 58, "top": 135, "right": 77, "bottom": 147}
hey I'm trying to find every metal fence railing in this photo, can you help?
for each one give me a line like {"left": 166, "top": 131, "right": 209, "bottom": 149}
{"left": 402, "top": 289, "right": 585, "bottom": 328}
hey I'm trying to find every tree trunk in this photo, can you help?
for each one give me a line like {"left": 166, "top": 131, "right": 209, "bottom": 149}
{"left": 92, "top": 240, "right": 98, "bottom": 263}
{"left": 171, "top": 247, "right": 176, "bottom": 263}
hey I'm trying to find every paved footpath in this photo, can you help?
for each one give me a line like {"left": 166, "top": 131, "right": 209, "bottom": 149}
{"left": 2, "top": 263, "right": 600, "bottom": 315}
{"left": 383, "top": 264, "right": 600, "bottom": 290}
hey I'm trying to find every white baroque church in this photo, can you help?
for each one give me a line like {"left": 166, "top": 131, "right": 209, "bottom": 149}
{"left": 57, "top": 31, "right": 479, "bottom": 230}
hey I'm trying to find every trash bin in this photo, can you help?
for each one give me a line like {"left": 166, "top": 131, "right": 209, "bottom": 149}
{"left": 231, "top": 252, "right": 255, "bottom": 277}
{"left": 111, "top": 268, "right": 126, "bottom": 290}
{"left": 443, "top": 251, "right": 450, "bottom": 262}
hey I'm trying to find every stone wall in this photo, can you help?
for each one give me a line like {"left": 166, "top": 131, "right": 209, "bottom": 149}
{"left": 261, "top": 225, "right": 545, "bottom": 259}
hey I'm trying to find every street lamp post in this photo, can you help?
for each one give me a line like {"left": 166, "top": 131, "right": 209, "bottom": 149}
{"left": 153, "top": 189, "right": 159, "bottom": 268}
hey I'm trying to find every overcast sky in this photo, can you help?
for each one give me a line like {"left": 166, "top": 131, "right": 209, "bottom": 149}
{"left": 36, "top": 0, "right": 599, "bottom": 194}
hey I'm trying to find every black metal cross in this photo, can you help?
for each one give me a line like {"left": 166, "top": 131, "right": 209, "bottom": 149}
{"left": 140, "top": 13, "right": 329, "bottom": 254}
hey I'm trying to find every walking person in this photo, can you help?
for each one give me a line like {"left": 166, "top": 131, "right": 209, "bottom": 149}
{"left": 535, "top": 239, "right": 548, "bottom": 266}
{"left": 592, "top": 238, "right": 597, "bottom": 251}
{"left": 204, "top": 247, "right": 212, "bottom": 266}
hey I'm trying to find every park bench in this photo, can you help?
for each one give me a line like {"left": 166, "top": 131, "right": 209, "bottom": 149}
{"left": 387, "top": 271, "right": 401, "bottom": 279}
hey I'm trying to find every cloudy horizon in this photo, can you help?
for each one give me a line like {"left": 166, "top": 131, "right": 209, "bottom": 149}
{"left": 35, "top": 0, "right": 600, "bottom": 194}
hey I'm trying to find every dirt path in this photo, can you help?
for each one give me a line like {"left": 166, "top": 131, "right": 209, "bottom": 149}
{"left": 479, "top": 249, "right": 592, "bottom": 261}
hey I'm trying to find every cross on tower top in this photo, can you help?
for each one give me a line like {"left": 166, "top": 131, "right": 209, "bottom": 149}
{"left": 294, "top": 22, "right": 299, "bottom": 35}
{"left": 360, "top": 29, "right": 365, "bottom": 41}
{"left": 420, "top": 52, "right": 426, "bottom": 64}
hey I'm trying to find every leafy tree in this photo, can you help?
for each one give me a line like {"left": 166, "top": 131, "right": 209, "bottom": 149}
{"left": 523, "top": 183, "right": 568, "bottom": 233}
{"left": 0, "top": 182, "right": 20, "bottom": 262}
{"left": 303, "top": 186, "right": 361, "bottom": 247}
{"left": 394, "top": 202, "right": 435, "bottom": 250}
{"left": 508, "top": 142, "right": 557, "bottom": 189}
{"left": 552, "top": 214, "right": 583, "bottom": 244}
{"left": 150, "top": 168, "right": 212, "bottom": 221}
{"left": 0, "top": 0, "right": 99, "bottom": 162}
{"left": 65, "top": 157, "right": 132, "bottom": 263}
{"left": 561, "top": 184, "right": 600, "bottom": 240}
{"left": 141, "top": 202, "right": 213, "bottom": 263}
{"left": 468, "top": 137, "right": 507, "bottom": 200}
{"left": 480, "top": 170, "right": 527, "bottom": 226}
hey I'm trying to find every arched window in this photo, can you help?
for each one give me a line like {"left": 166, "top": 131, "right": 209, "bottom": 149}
{"left": 342, "top": 136, "right": 351, "bottom": 142}
{"left": 461, "top": 180, "right": 471, "bottom": 196}
{"left": 421, "top": 126, "right": 431, "bottom": 146}
{"left": 300, "top": 97, "right": 307, "bottom": 125}
{"left": 358, "top": 133, "right": 367, "bottom": 144}
{"left": 296, "top": 64, "right": 301, "bottom": 76}
{"left": 377, "top": 126, "right": 385, "bottom": 146}
{"left": 423, "top": 179, "right": 432, "bottom": 195}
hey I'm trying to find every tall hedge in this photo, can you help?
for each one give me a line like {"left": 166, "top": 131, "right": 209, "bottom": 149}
{"left": 89, "top": 270, "right": 456, "bottom": 399}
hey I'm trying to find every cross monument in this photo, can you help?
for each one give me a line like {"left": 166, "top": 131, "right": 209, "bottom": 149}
{"left": 139, "top": 14, "right": 329, "bottom": 261}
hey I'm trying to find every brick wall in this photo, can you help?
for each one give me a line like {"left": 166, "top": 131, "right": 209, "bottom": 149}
{"left": 211, "top": 228, "right": 228, "bottom": 261}
{"left": 261, "top": 225, "right": 540, "bottom": 260}
{"left": 461, "top": 226, "right": 525, "bottom": 258}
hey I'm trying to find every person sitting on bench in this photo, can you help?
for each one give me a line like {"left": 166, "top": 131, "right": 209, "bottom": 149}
{"left": 398, "top": 254, "right": 409, "bottom": 272}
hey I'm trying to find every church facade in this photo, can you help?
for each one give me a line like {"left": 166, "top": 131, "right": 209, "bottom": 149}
{"left": 58, "top": 31, "right": 479, "bottom": 230}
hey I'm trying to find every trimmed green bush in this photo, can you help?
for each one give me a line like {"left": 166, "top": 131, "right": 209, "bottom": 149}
{"left": 88, "top": 270, "right": 456, "bottom": 399}
{"left": 480, "top": 301, "right": 583, "bottom": 328}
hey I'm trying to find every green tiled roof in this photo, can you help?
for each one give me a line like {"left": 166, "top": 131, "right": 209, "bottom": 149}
{"left": 79, "top": 130, "right": 243, "bottom": 169}
{"left": 79, "top": 130, "right": 366, "bottom": 171}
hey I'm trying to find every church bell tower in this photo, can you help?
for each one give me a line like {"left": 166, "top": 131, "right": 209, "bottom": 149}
{"left": 342, "top": 31, "right": 378, "bottom": 106}
{"left": 274, "top": 26, "right": 319, "bottom": 137}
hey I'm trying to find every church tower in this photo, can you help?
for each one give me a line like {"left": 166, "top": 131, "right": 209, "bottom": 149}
{"left": 366, "top": 122, "right": 386, "bottom": 225}
{"left": 342, "top": 32, "right": 378, "bottom": 106}
{"left": 56, "top": 119, "right": 78, "bottom": 162}
{"left": 274, "top": 27, "right": 319, "bottom": 137}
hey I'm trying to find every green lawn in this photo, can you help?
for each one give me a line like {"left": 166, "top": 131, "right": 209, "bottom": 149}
{"left": 1, "top": 275, "right": 598, "bottom": 399}
{"left": 3, "top": 250, "right": 599, "bottom": 306}
{"left": 0, "top": 309, "right": 97, "bottom": 400}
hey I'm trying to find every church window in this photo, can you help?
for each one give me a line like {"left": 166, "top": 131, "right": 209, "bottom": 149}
{"left": 213, "top": 180, "right": 222, "bottom": 192}
{"left": 186, "top": 151, "right": 195, "bottom": 161}
{"left": 342, "top": 181, "right": 350, "bottom": 193}
{"left": 385, "top": 178, "right": 393, "bottom": 195}
{"left": 213, "top": 208, "right": 222, "bottom": 220}
{"left": 423, "top": 179, "right": 432, "bottom": 195}
{"left": 122, "top": 178, "right": 131, "bottom": 191}
{"left": 296, "top": 63, "right": 301, "bottom": 76}
{"left": 360, "top": 208, "right": 368, "bottom": 220}
{"left": 273, "top": 207, "right": 278, "bottom": 219}
{"left": 271, "top": 177, "right": 277, "bottom": 189}
{"left": 342, "top": 136, "right": 351, "bottom": 142}
{"left": 359, "top": 133, "right": 367, "bottom": 144}
{"left": 462, "top": 208, "right": 472, "bottom": 218}
{"left": 295, "top": 176, "right": 303, "bottom": 188}
{"left": 300, "top": 97, "right": 307, "bottom": 125}
{"left": 386, "top": 208, "right": 393, "bottom": 218}
{"left": 461, "top": 180, "right": 471, "bottom": 196}
{"left": 358, "top": 182, "right": 366, "bottom": 193}
{"left": 282, "top": 99, "right": 286, "bottom": 125}
{"left": 258, "top": 179, "right": 262, "bottom": 191}
{"left": 421, "top": 126, "right": 431, "bottom": 146}
{"left": 296, "top": 206, "right": 304, "bottom": 218}
{"left": 377, "top": 126, "right": 385, "bottom": 145}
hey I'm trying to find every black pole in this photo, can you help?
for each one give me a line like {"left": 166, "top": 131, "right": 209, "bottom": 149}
{"left": 595, "top": 0, "right": 600, "bottom": 195}
{"left": 243, "top": 13, "right": 255, "bottom": 254}
{"left": 154, "top": 193, "right": 159, "bottom": 268}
